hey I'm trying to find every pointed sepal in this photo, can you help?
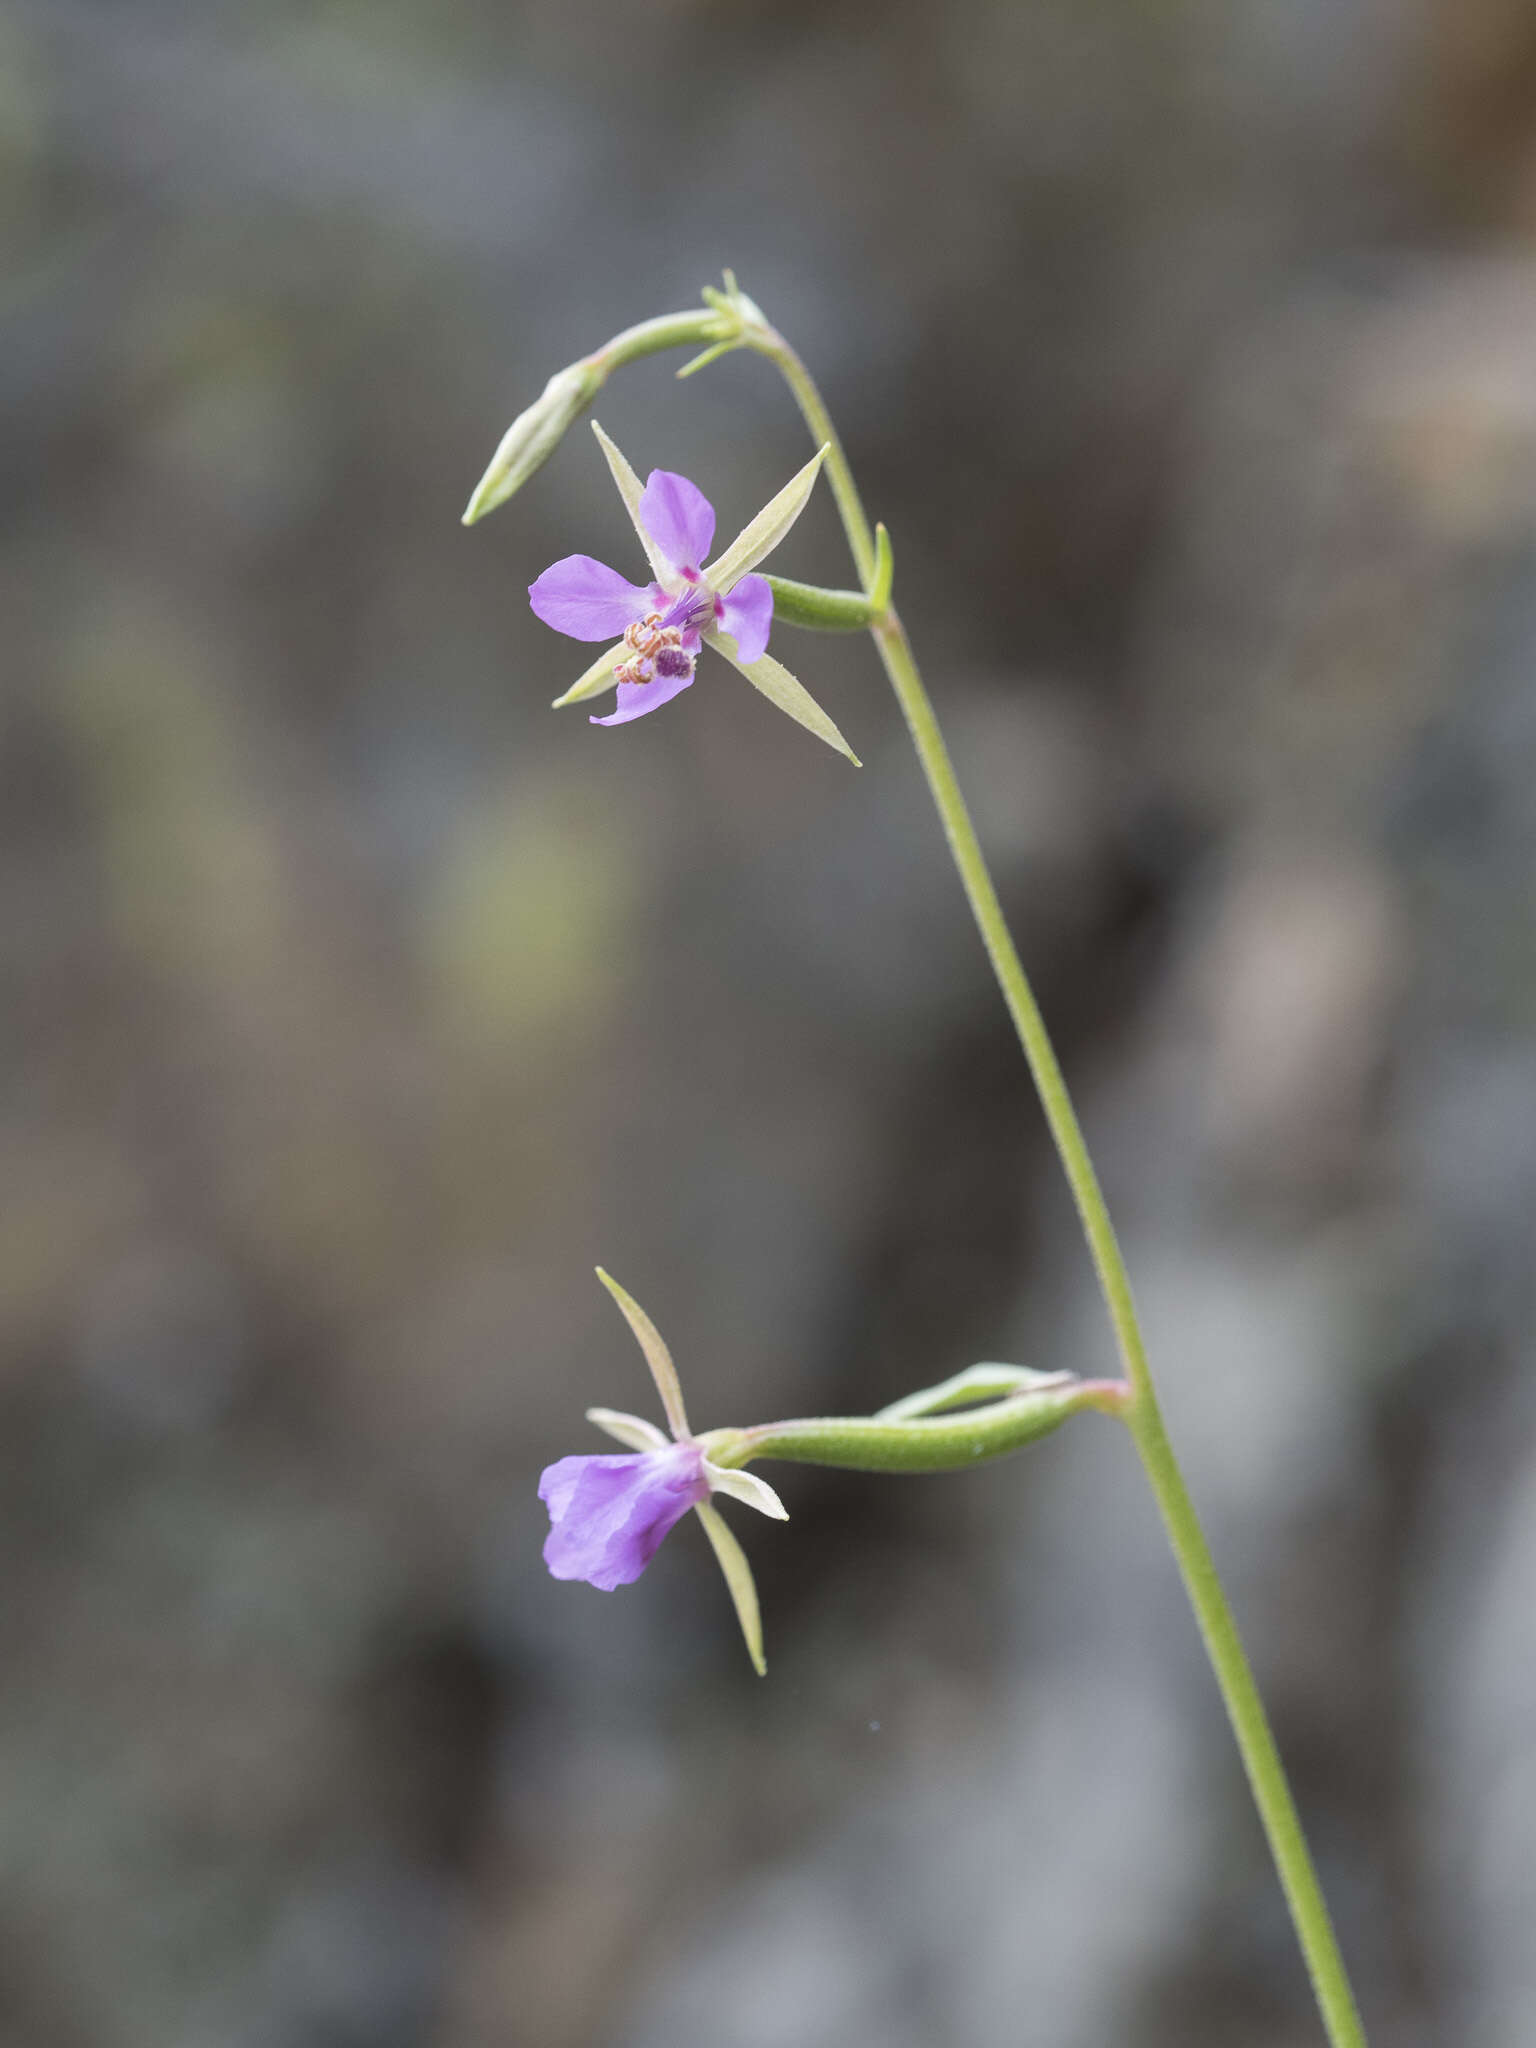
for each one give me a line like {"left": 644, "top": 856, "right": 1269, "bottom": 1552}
{"left": 704, "top": 1461, "right": 789, "bottom": 1520}
{"left": 695, "top": 1500, "right": 767, "bottom": 1676}
{"left": 705, "top": 446, "right": 829, "bottom": 592}
{"left": 590, "top": 421, "right": 672, "bottom": 583}
{"left": 704, "top": 633, "right": 861, "bottom": 765}
{"left": 585, "top": 1406, "right": 670, "bottom": 1451}
{"left": 594, "top": 1267, "right": 690, "bottom": 1439}
{"left": 552, "top": 640, "right": 626, "bottom": 709}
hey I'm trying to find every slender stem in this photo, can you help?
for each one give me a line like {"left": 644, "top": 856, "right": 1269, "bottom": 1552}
{"left": 873, "top": 610, "right": 1155, "bottom": 1396}
{"left": 758, "top": 333, "right": 877, "bottom": 588}
{"left": 1127, "top": 1391, "right": 1369, "bottom": 2048}
{"left": 584, "top": 307, "right": 734, "bottom": 377}
{"left": 748, "top": 325, "right": 1368, "bottom": 2048}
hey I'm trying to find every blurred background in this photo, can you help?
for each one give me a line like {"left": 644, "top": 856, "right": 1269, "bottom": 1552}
{"left": 3, "top": 1, "right": 1536, "bottom": 2042}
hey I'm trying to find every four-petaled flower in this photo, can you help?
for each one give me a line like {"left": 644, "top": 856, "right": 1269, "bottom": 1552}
{"left": 538, "top": 1268, "right": 787, "bottom": 1672}
{"left": 527, "top": 424, "right": 859, "bottom": 763}
{"left": 531, "top": 466, "right": 770, "bottom": 725}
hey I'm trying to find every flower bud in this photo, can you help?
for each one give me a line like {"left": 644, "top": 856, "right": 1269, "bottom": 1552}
{"left": 462, "top": 360, "right": 600, "bottom": 525}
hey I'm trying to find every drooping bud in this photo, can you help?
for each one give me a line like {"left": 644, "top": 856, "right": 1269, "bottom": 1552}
{"left": 462, "top": 361, "right": 601, "bottom": 525}
{"left": 464, "top": 299, "right": 742, "bottom": 527}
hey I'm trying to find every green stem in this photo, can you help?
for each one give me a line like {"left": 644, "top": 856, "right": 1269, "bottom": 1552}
{"left": 748, "top": 323, "right": 1368, "bottom": 2048}
{"left": 704, "top": 1376, "right": 1128, "bottom": 1476}
{"left": 585, "top": 306, "right": 735, "bottom": 376}
{"left": 759, "top": 333, "right": 878, "bottom": 588}
{"left": 1126, "top": 1390, "right": 1369, "bottom": 2048}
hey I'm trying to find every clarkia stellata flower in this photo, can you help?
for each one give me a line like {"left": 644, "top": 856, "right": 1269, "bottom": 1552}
{"left": 538, "top": 1268, "right": 787, "bottom": 1672}
{"left": 528, "top": 423, "right": 860, "bottom": 764}
{"left": 531, "top": 462, "right": 770, "bottom": 725}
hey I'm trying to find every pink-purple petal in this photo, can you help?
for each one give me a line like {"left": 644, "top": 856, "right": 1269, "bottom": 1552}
{"left": 639, "top": 471, "right": 715, "bottom": 576}
{"left": 716, "top": 573, "right": 774, "bottom": 664}
{"left": 538, "top": 1444, "right": 710, "bottom": 1589}
{"left": 529, "top": 555, "right": 653, "bottom": 641}
{"left": 590, "top": 662, "right": 697, "bottom": 727}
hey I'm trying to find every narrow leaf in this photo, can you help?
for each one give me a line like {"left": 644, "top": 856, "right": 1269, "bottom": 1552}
{"left": 594, "top": 1267, "right": 690, "bottom": 1439}
{"left": 590, "top": 421, "right": 670, "bottom": 582}
{"left": 704, "top": 446, "right": 829, "bottom": 591}
{"left": 704, "top": 632, "right": 861, "bottom": 766}
{"left": 877, "top": 1362, "right": 1073, "bottom": 1422}
{"left": 695, "top": 1501, "right": 767, "bottom": 1677}
{"left": 551, "top": 640, "right": 624, "bottom": 709}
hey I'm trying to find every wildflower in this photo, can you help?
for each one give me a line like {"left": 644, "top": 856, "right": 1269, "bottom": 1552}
{"left": 539, "top": 1269, "right": 786, "bottom": 1671}
{"left": 528, "top": 425, "right": 859, "bottom": 762}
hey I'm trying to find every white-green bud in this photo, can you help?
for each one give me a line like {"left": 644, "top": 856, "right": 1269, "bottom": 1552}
{"left": 462, "top": 360, "right": 600, "bottom": 525}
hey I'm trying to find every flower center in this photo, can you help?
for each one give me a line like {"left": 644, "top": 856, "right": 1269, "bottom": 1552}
{"left": 657, "top": 585, "right": 719, "bottom": 637}
{"left": 616, "top": 612, "right": 688, "bottom": 688}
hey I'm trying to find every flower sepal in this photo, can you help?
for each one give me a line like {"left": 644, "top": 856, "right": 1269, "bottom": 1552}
{"left": 550, "top": 643, "right": 626, "bottom": 709}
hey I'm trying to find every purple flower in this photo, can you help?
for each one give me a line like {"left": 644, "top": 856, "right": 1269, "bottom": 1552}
{"left": 537, "top": 1269, "right": 788, "bottom": 1672}
{"left": 539, "top": 1439, "right": 710, "bottom": 1590}
{"left": 526, "top": 424, "right": 859, "bottom": 764}
{"left": 531, "top": 467, "right": 772, "bottom": 727}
